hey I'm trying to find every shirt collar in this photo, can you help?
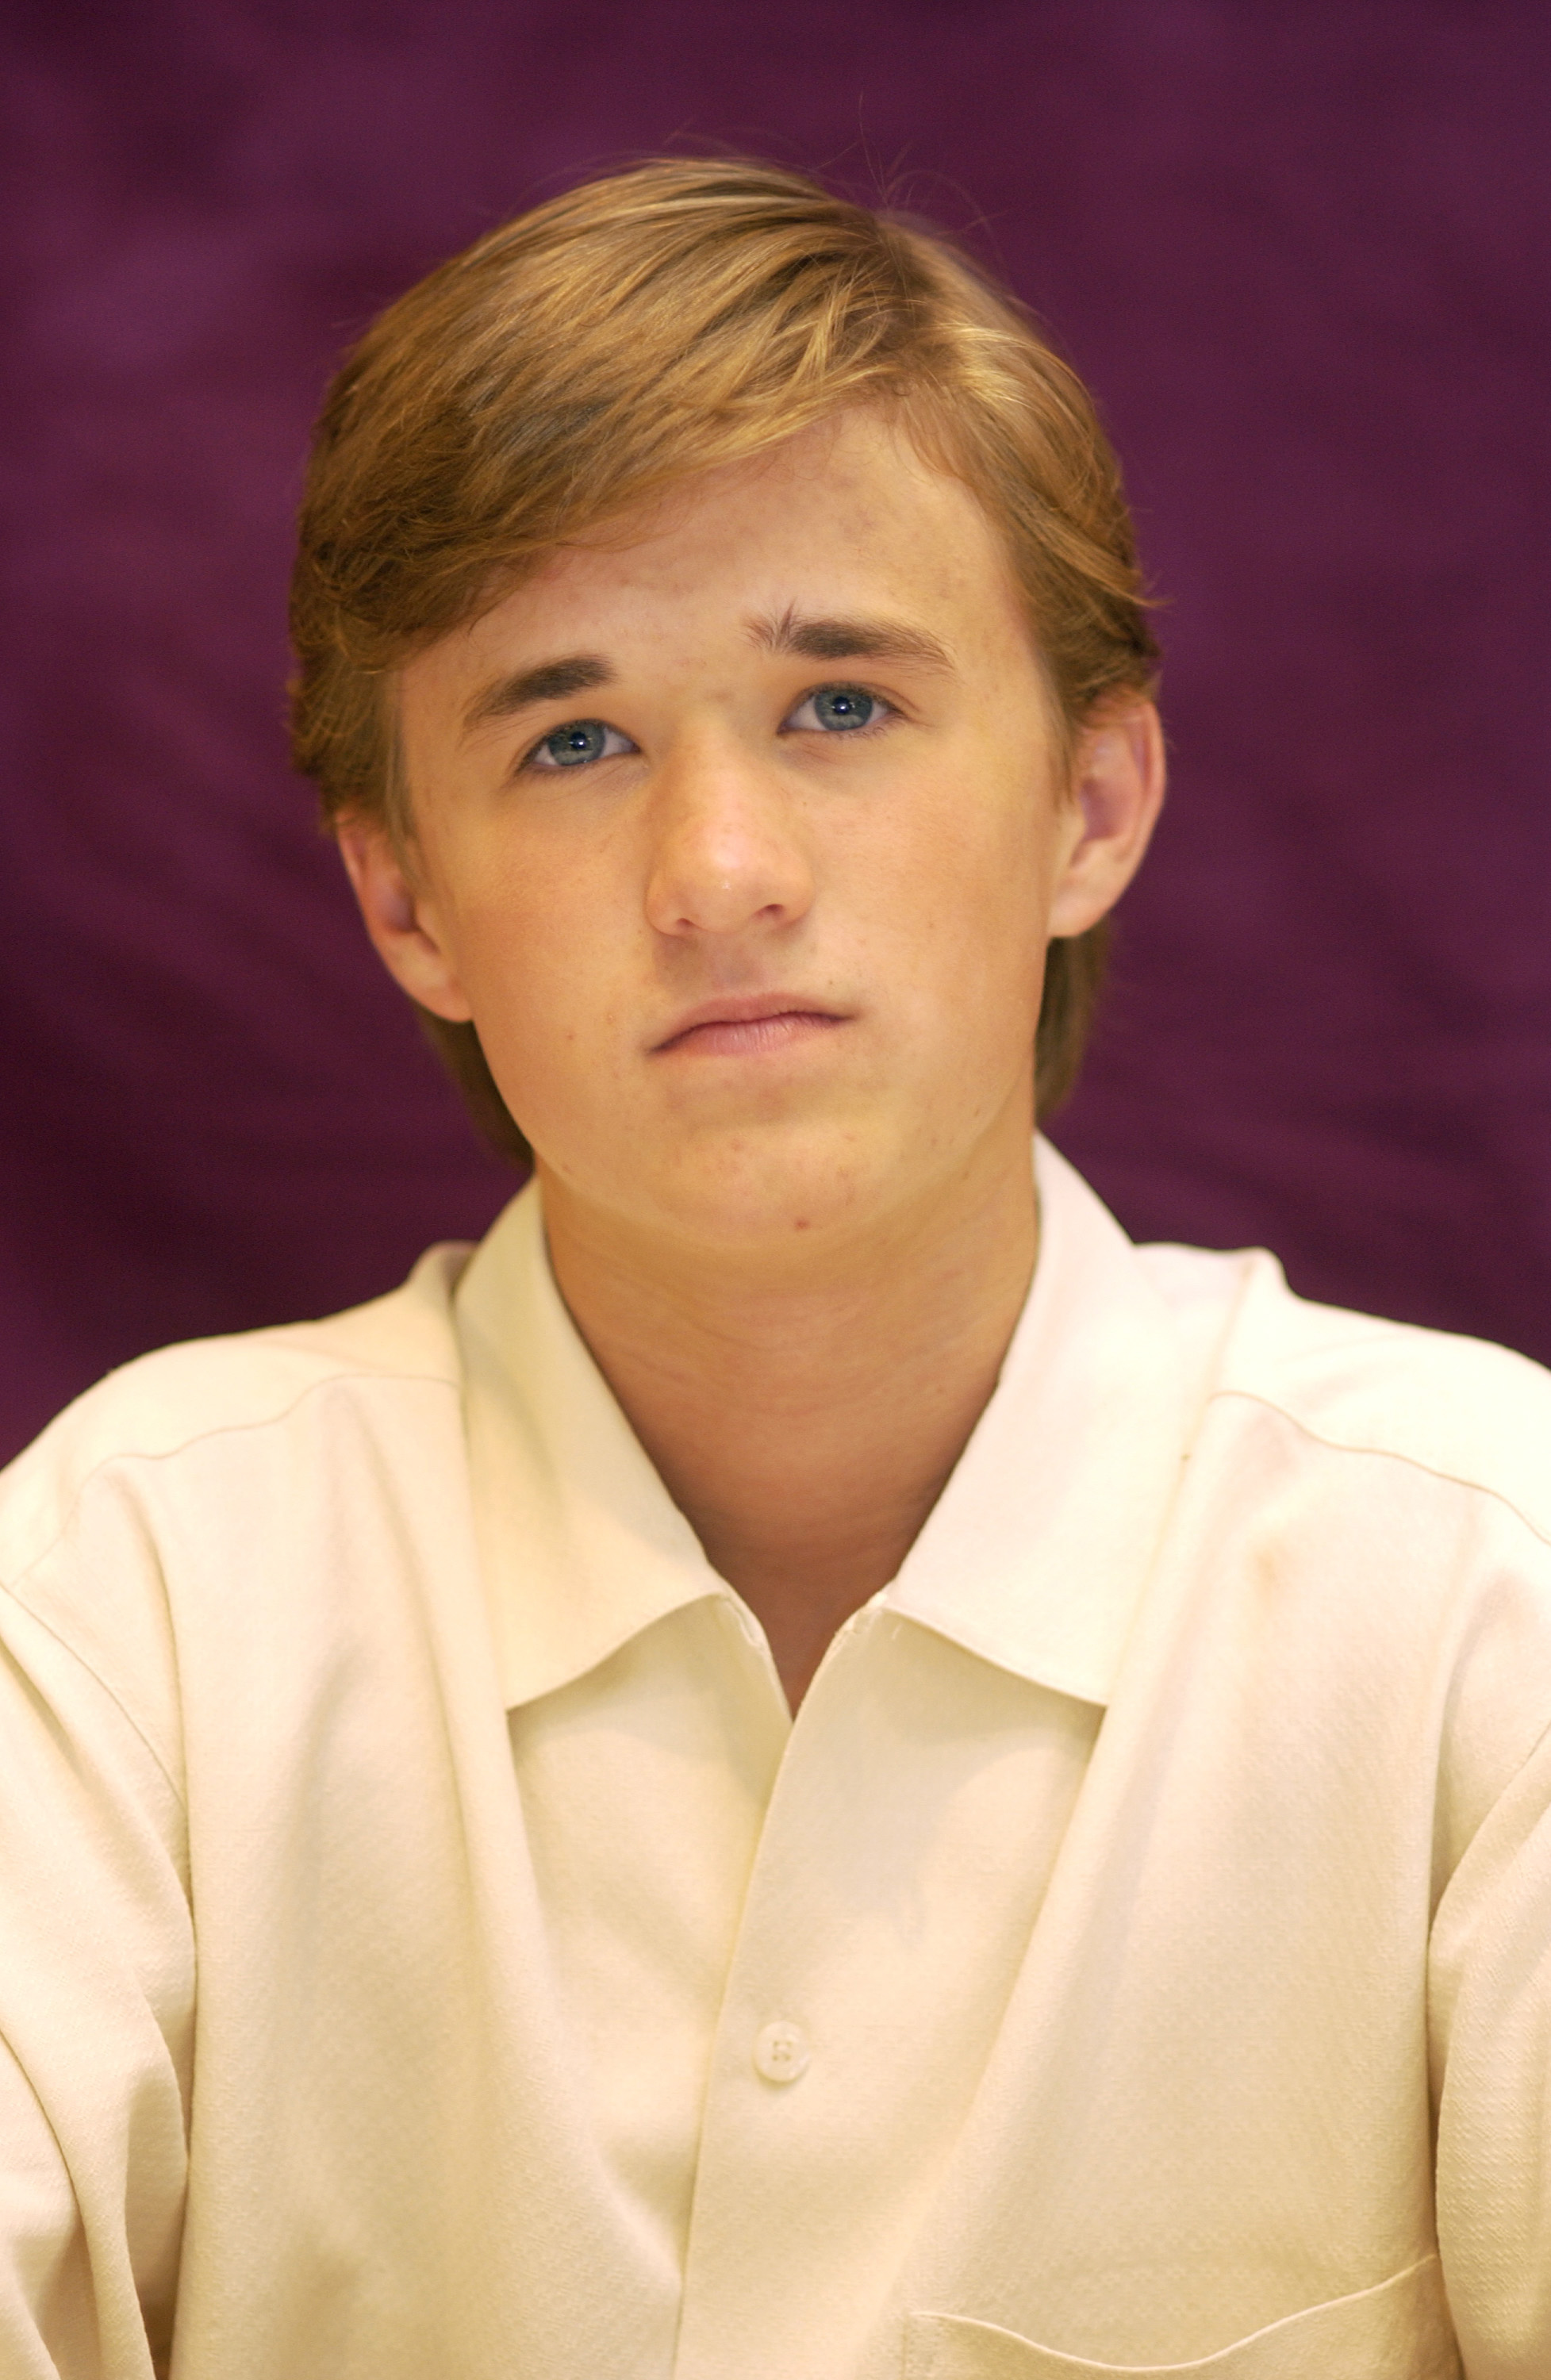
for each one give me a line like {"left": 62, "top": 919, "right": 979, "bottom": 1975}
{"left": 455, "top": 1139, "right": 1192, "bottom": 1712}
{"left": 455, "top": 1180, "right": 723, "bottom": 1709}
{"left": 880, "top": 1138, "right": 1190, "bottom": 1706}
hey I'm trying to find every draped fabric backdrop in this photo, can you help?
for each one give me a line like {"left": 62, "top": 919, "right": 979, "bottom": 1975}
{"left": 2, "top": 0, "right": 1549, "bottom": 1464}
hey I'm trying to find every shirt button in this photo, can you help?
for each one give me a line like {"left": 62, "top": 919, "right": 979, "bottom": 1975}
{"left": 753, "top": 2020, "right": 810, "bottom": 2084}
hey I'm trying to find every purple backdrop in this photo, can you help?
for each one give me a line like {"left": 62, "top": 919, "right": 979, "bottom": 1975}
{"left": 3, "top": 0, "right": 1549, "bottom": 1464}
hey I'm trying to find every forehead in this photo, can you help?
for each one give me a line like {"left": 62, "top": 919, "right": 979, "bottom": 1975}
{"left": 434, "top": 409, "right": 1034, "bottom": 681}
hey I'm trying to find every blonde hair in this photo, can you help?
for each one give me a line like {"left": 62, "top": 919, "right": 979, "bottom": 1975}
{"left": 290, "top": 156, "right": 1157, "bottom": 1157}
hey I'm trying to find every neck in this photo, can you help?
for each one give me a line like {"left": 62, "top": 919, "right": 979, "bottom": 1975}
{"left": 537, "top": 1121, "right": 1039, "bottom": 1709}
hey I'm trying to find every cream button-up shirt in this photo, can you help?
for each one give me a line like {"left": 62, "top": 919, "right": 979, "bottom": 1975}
{"left": 2, "top": 1142, "right": 1550, "bottom": 2379}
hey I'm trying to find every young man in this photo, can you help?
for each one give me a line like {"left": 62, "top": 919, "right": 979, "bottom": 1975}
{"left": 2, "top": 159, "right": 1547, "bottom": 2380}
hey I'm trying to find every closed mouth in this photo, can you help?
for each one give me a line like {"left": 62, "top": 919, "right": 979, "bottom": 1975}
{"left": 652, "top": 995, "right": 849, "bottom": 1054}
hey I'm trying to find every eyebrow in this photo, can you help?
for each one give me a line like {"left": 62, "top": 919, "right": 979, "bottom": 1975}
{"left": 456, "top": 609, "right": 952, "bottom": 740}
{"left": 749, "top": 607, "right": 954, "bottom": 673}
{"left": 460, "top": 654, "right": 614, "bottom": 737}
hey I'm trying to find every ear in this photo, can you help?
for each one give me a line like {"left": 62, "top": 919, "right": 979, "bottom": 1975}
{"left": 335, "top": 817, "right": 475, "bottom": 1023}
{"left": 1046, "top": 699, "right": 1166, "bottom": 939}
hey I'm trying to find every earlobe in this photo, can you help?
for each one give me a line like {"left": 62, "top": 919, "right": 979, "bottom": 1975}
{"left": 1046, "top": 700, "right": 1165, "bottom": 939}
{"left": 335, "top": 818, "right": 475, "bottom": 1023}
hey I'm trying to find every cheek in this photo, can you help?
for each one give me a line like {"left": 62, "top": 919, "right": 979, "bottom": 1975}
{"left": 881, "top": 781, "right": 1052, "bottom": 1012}
{"left": 436, "top": 809, "right": 566, "bottom": 981}
{"left": 442, "top": 840, "right": 640, "bottom": 1126}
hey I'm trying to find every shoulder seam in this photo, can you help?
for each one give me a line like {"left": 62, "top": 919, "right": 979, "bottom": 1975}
{"left": 1211, "top": 1386, "right": 1551, "bottom": 1557}
{"left": 1, "top": 1571, "right": 186, "bottom": 1808}
{"left": 3, "top": 1365, "right": 466, "bottom": 1805}
{"left": 2, "top": 1363, "right": 464, "bottom": 1664}
{"left": 27, "top": 1359, "right": 463, "bottom": 1491}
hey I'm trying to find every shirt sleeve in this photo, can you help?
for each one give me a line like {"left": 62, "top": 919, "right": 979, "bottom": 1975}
{"left": 1432, "top": 1709, "right": 1551, "bottom": 2380}
{"left": 0, "top": 1560, "right": 192, "bottom": 2380}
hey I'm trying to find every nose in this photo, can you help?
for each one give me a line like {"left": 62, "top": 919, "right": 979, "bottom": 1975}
{"left": 643, "top": 733, "right": 816, "bottom": 942}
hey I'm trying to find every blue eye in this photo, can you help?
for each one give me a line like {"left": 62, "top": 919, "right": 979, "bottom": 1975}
{"left": 787, "top": 685, "right": 882, "bottom": 734}
{"left": 528, "top": 719, "right": 632, "bottom": 770}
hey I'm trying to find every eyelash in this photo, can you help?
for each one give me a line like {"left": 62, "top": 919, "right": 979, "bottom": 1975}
{"left": 783, "top": 683, "right": 898, "bottom": 738}
{"left": 519, "top": 681, "right": 900, "bottom": 774}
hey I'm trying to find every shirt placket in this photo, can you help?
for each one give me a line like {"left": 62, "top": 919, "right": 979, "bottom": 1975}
{"left": 671, "top": 1606, "right": 1092, "bottom": 2380}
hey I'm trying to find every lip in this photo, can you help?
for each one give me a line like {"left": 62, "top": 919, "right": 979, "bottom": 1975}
{"left": 651, "top": 991, "right": 850, "bottom": 1055}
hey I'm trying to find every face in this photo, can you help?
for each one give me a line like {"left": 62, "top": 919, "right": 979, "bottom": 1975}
{"left": 343, "top": 410, "right": 1161, "bottom": 1265}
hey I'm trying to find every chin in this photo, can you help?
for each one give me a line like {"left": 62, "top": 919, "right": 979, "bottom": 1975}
{"left": 638, "top": 1121, "right": 914, "bottom": 1252}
